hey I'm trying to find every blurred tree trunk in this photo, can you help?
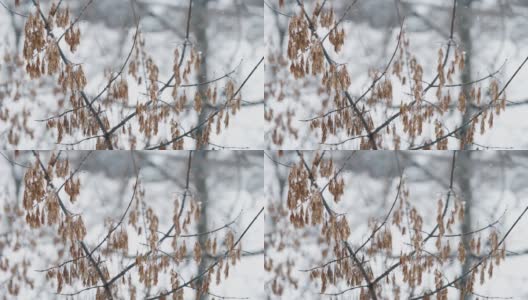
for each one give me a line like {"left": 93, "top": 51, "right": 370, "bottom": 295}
{"left": 194, "top": 3, "right": 210, "bottom": 295}
{"left": 458, "top": 150, "right": 473, "bottom": 300}
{"left": 195, "top": 0, "right": 210, "bottom": 150}
{"left": 458, "top": 1, "right": 475, "bottom": 294}
{"left": 193, "top": 6, "right": 210, "bottom": 300}
{"left": 194, "top": 151, "right": 209, "bottom": 300}
{"left": 457, "top": 0, "right": 474, "bottom": 150}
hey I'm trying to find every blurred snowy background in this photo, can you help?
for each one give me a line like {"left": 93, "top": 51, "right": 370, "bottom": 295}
{"left": 0, "top": 150, "right": 264, "bottom": 299}
{"left": 0, "top": 0, "right": 264, "bottom": 149}
{"left": 265, "top": 151, "right": 528, "bottom": 299}
{"left": 265, "top": 0, "right": 528, "bottom": 149}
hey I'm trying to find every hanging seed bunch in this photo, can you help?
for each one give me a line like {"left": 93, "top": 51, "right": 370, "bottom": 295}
{"left": 267, "top": 152, "right": 510, "bottom": 298}
{"left": 128, "top": 192, "right": 244, "bottom": 299}
{"left": 265, "top": 50, "right": 306, "bottom": 146}
{"left": 0, "top": 46, "right": 35, "bottom": 146}
{"left": 0, "top": 179, "right": 34, "bottom": 297}
{"left": 267, "top": 0, "right": 511, "bottom": 149}
{"left": 272, "top": 152, "right": 354, "bottom": 296}
{"left": 285, "top": 1, "right": 381, "bottom": 148}
{"left": 22, "top": 2, "right": 115, "bottom": 147}
{"left": 19, "top": 152, "right": 249, "bottom": 299}
{"left": 22, "top": 153, "right": 91, "bottom": 295}
{"left": 5, "top": 0, "right": 255, "bottom": 149}
{"left": 264, "top": 153, "right": 305, "bottom": 296}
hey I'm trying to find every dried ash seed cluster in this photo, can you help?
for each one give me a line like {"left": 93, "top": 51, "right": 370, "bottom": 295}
{"left": 266, "top": 0, "right": 511, "bottom": 149}
{"left": 14, "top": 152, "right": 249, "bottom": 299}
{"left": 267, "top": 152, "right": 510, "bottom": 299}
